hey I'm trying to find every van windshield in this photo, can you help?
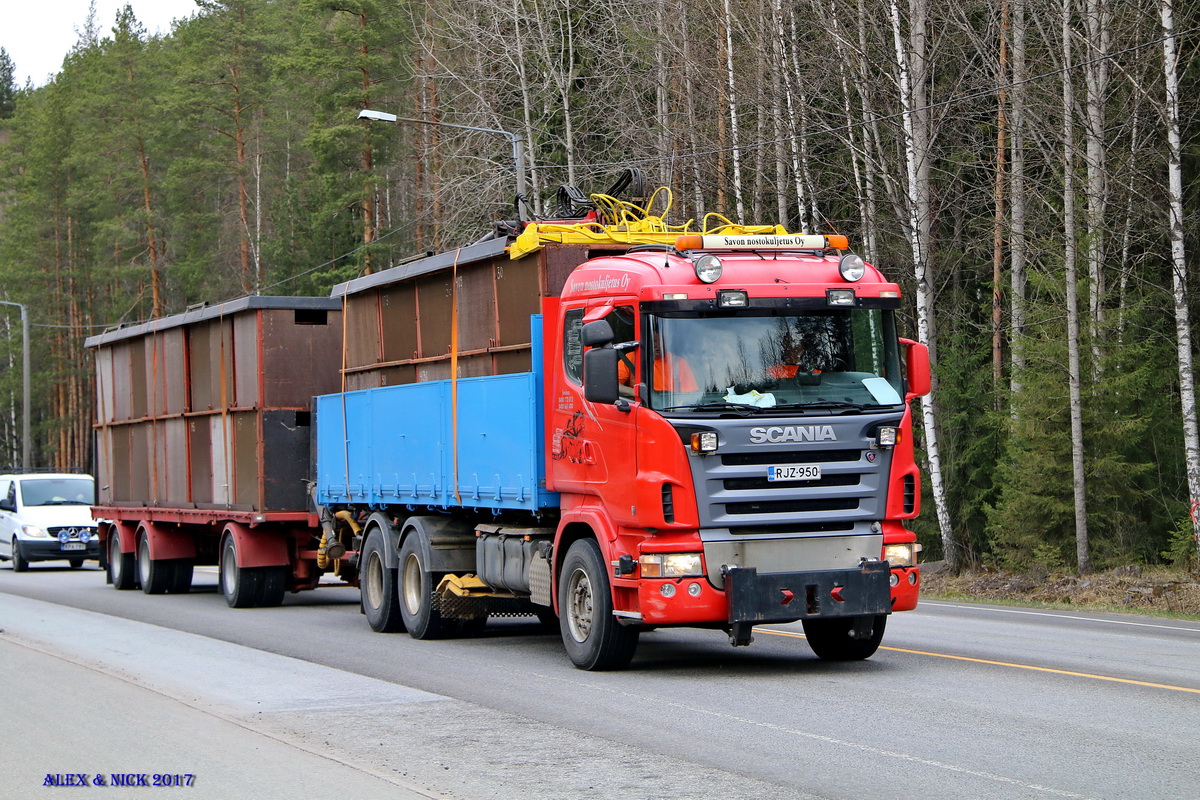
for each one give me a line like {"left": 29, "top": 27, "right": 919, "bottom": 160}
{"left": 21, "top": 478, "right": 94, "bottom": 506}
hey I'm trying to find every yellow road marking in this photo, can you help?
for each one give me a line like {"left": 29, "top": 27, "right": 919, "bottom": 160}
{"left": 759, "top": 628, "right": 1200, "bottom": 694}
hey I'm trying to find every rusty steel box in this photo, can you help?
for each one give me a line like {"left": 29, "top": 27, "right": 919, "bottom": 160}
{"left": 86, "top": 297, "right": 343, "bottom": 512}
{"left": 331, "top": 238, "right": 626, "bottom": 390}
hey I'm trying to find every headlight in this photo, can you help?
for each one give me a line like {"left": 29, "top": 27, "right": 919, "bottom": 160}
{"left": 21, "top": 524, "right": 49, "bottom": 538}
{"left": 884, "top": 543, "right": 921, "bottom": 567}
{"left": 839, "top": 253, "right": 866, "bottom": 282}
{"left": 693, "top": 254, "right": 723, "bottom": 284}
{"left": 640, "top": 553, "right": 705, "bottom": 578}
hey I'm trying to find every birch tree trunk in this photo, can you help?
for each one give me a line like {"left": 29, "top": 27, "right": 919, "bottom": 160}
{"left": 1062, "top": 0, "right": 1092, "bottom": 573}
{"left": 992, "top": 0, "right": 1009, "bottom": 406}
{"left": 890, "top": 0, "right": 956, "bottom": 569}
{"left": 721, "top": 0, "right": 745, "bottom": 219}
{"left": 1009, "top": 0, "right": 1027, "bottom": 403}
{"left": 1082, "top": 0, "right": 1111, "bottom": 377}
{"left": 1160, "top": 0, "right": 1200, "bottom": 557}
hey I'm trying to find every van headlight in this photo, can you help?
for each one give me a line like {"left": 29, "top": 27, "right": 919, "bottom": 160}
{"left": 20, "top": 524, "right": 49, "bottom": 538}
{"left": 640, "top": 553, "right": 705, "bottom": 578}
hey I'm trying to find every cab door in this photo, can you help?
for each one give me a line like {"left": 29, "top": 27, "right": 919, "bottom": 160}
{"left": 547, "top": 300, "right": 643, "bottom": 526}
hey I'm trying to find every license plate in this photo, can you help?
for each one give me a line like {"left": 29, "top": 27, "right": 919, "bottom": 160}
{"left": 61, "top": 542, "right": 86, "bottom": 551}
{"left": 767, "top": 464, "right": 821, "bottom": 482}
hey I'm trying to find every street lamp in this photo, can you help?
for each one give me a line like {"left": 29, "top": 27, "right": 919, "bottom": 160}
{"left": 0, "top": 301, "right": 31, "bottom": 471}
{"left": 357, "top": 108, "right": 528, "bottom": 217}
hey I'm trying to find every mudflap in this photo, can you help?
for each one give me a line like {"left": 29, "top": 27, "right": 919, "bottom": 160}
{"left": 724, "top": 561, "right": 891, "bottom": 646}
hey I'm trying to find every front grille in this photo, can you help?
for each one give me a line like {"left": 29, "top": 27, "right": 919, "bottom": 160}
{"left": 721, "top": 449, "right": 861, "bottom": 467}
{"left": 726, "top": 497, "right": 859, "bottom": 515}
{"left": 728, "top": 522, "right": 855, "bottom": 536}
{"left": 723, "top": 473, "right": 860, "bottom": 491}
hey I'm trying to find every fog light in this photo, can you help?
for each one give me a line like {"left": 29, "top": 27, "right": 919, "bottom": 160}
{"left": 827, "top": 288, "right": 856, "bottom": 306}
{"left": 889, "top": 573, "right": 899, "bottom": 587}
{"left": 908, "top": 571, "right": 918, "bottom": 585}
{"left": 660, "top": 583, "right": 677, "bottom": 598}
{"left": 717, "top": 290, "right": 748, "bottom": 308}
{"left": 687, "top": 582, "right": 702, "bottom": 597}
{"left": 80, "top": 530, "right": 93, "bottom": 543}
{"left": 58, "top": 531, "right": 70, "bottom": 543}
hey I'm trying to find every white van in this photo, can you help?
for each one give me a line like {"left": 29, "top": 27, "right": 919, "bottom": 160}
{"left": 0, "top": 473, "right": 99, "bottom": 571}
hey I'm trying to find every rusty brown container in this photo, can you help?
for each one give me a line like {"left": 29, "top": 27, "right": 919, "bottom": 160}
{"left": 86, "top": 297, "right": 343, "bottom": 512}
{"left": 331, "top": 238, "right": 628, "bottom": 388}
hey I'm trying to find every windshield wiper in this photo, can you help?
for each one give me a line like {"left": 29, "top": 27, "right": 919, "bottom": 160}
{"left": 658, "top": 401, "right": 758, "bottom": 415}
{"left": 769, "top": 401, "right": 873, "bottom": 413}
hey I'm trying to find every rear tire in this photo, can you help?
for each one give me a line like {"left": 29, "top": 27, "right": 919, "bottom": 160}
{"left": 361, "top": 531, "right": 405, "bottom": 633}
{"left": 138, "top": 534, "right": 172, "bottom": 594}
{"left": 258, "top": 566, "right": 286, "bottom": 608}
{"left": 11, "top": 539, "right": 28, "bottom": 572}
{"left": 559, "top": 539, "right": 639, "bottom": 670}
{"left": 398, "top": 534, "right": 446, "bottom": 639}
{"left": 219, "top": 535, "right": 263, "bottom": 608}
{"left": 802, "top": 614, "right": 887, "bottom": 661}
{"left": 108, "top": 533, "right": 137, "bottom": 590}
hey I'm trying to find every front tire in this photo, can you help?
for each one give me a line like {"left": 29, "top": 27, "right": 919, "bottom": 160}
{"left": 559, "top": 539, "right": 639, "bottom": 671}
{"left": 108, "top": 533, "right": 137, "bottom": 590}
{"left": 802, "top": 614, "right": 887, "bottom": 661}
{"left": 398, "top": 534, "right": 446, "bottom": 639}
{"left": 361, "top": 531, "right": 404, "bottom": 633}
{"left": 11, "top": 539, "right": 28, "bottom": 572}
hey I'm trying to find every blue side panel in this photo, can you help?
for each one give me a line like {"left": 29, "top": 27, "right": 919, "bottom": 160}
{"left": 316, "top": 316, "right": 558, "bottom": 513}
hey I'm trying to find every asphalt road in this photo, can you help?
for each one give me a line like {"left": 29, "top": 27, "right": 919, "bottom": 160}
{"left": 1, "top": 561, "right": 1198, "bottom": 800}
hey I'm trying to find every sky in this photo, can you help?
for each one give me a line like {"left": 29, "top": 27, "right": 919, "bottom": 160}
{"left": 3, "top": 0, "right": 200, "bottom": 88}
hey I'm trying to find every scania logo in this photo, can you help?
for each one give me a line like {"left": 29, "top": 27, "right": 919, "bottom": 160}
{"left": 749, "top": 425, "right": 837, "bottom": 444}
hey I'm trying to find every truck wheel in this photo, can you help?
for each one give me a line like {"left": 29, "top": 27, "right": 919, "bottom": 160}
{"left": 258, "top": 566, "right": 286, "bottom": 608}
{"left": 68, "top": 558, "right": 85, "bottom": 569}
{"left": 219, "top": 534, "right": 263, "bottom": 608}
{"left": 559, "top": 539, "right": 639, "bottom": 671}
{"left": 361, "top": 531, "right": 405, "bottom": 633}
{"left": 11, "top": 539, "right": 28, "bottom": 572}
{"left": 138, "top": 534, "right": 173, "bottom": 594}
{"left": 802, "top": 614, "right": 887, "bottom": 661}
{"left": 108, "top": 534, "right": 137, "bottom": 590}
{"left": 169, "top": 561, "right": 195, "bottom": 594}
{"left": 398, "top": 535, "right": 446, "bottom": 639}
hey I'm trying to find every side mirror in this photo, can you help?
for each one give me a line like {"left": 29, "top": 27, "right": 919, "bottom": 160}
{"left": 581, "top": 319, "right": 615, "bottom": 347}
{"left": 583, "top": 347, "right": 620, "bottom": 404}
{"left": 900, "top": 338, "right": 931, "bottom": 399}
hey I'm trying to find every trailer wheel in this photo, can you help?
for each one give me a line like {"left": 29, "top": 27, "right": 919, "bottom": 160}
{"left": 802, "top": 614, "right": 887, "bottom": 661}
{"left": 559, "top": 539, "right": 639, "bottom": 671}
{"left": 258, "top": 566, "right": 286, "bottom": 608}
{"left": 138, "top": 534, "right": 174, "bottom": 595}
{"left": 169, "top": 561, "right": 195, "bottom": 595}
{"left": 361, "top": 531, "right": 404, "bottom": 633}
{"left": 108, "top": 532, "right": 137, "bottom": 590}
{"left": 219, "top": 534, "right": 263, "bottom": 608}
{"left": 398, "top": 535, "right": 446, "bottom": 639}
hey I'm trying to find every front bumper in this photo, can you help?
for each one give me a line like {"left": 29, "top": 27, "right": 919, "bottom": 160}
{"left": 724, "top": 560, "right": 892, "bottom": 625}
{"left": 16, "top": 540, "right": 100, "bottom": 562}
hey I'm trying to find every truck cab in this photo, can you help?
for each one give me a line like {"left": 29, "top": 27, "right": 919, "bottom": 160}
{"left": 545, "top": 235, "right": 928, "bottom": 665}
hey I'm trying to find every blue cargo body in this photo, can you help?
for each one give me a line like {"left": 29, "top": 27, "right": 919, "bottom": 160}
{"left": 315, "top": 320, "right": 557, "bottom": 514}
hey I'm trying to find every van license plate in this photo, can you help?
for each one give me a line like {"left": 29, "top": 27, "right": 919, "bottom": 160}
{"left": 767, "top": 464, "right": 821, "bottom": 482}
{"left": 61, "top": 542, "right": 85, "bottom": 551}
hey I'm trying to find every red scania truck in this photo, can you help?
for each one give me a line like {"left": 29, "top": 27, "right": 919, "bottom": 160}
{"left": 90, "top": 189, "right": 929, "bottom": 670}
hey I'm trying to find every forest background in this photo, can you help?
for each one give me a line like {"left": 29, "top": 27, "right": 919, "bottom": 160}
{"left": 0, "top": 0, "right": 1198, "bottom": 575}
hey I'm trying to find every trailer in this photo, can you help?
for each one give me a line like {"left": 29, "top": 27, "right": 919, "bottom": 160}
{"left": 88, "top": 296, "right": 343, "bottom": 606}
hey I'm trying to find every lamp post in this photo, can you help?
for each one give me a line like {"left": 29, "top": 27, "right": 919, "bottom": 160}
{"left": 357, "top": 109, "right": 528, "bottom": 215}
{"left": 0, "top": 301, "right": 31, "bottom": 471}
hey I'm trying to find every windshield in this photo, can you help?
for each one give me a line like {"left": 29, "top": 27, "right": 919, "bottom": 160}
{"left": 646, "top": 309, "right": 904, "bottom": 413}
{"left": 20, "top": 477, "right": 94, "bottom": 506}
